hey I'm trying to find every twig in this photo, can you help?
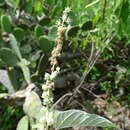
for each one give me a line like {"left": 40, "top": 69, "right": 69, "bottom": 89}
{"left": 68, "top": 32, "right": 115, "bottom": 103}
{"left": 102, "top": 0, "right": 107, "bottom": 21}
{"left": 51, "top": 93, "right": 72, "bottom": 110}
{"left": 81, "top": 87, "right": 100, "bottom": 98}
{"left": 75, "top": 100, "right": 88, "bottom": 111}
{"left": 31, "top": 53, "right": 45, "bottom": 78}
{"left": 85, "top": 0, "right": 100, "bottom": 8}
{"left": 88, "top": 42, "right": 95, "bottom": 63}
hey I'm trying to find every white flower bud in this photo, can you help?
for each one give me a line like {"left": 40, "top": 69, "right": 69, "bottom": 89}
{"left": 62, "top": 14, "right": 67, "bottom": 21}
{"left": 50, "top": 71, "right": 58, "bottom": 80}
{"left": 56, "top": 67, "right": 60, "bottom": 72}
{"left": 56, "top": 20, "right": 61, "bottom": 26}
{"left": 43, "top": 99, "right": 49, "bottom": 105}
{"left": 44, "top": 73, "right": 50, "bottom": 80}
{"left": 42, "top": 92, "right": 48, "bottom": 99}
{"left": 66, "top": 18, "right": 72, "bottom": 24}
{"left": 64, "top": 7, "right": 71, "bottom": 13}
{"left": 42, "top": 84, "right": 48, "bottom": 90}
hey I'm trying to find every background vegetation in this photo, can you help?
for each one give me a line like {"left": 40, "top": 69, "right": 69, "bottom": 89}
{"left": 0, "top": 0, "right": 130, "bottom": 129}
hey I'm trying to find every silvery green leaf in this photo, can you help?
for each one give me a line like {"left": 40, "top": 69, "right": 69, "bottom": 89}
{"left": 8, "top": 34, "right": 31, "bottom": 84}
{"left": 0, "top": 69, "right": 15, "bottom": 94}
{"left": 32, "top": 123, "right": 44, "bottom": 129}
{"left": 23, "top": 91, "right": 42, "bottom": 119}
{"left": 48, "top": 26, "right": 57, "bottom": 41}
{"left": 0, "top": 48, "right": 20, "bottom": 66}
{"left": 54, "top": 110, "right": 116, "bottom": 129}
{"left": 19, "top": 62, "right": 31, "bottom": 84}
{"left": 16, "top": 116, "right": 29, "bottom": 130}
{"left": 9, "top": 34, "right": 22, "bottom": 59}
{"left": 0, "top": 93, "right": 8, "bottom": 99}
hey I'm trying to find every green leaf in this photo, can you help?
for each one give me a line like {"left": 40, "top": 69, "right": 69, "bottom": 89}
{"left": 20, "top": 44, "right": 32, "bottom": 54}
{"left": 120, "top": 1, "right": 129, "bottom": 21}
{"left": 46, "top": 0, "right": 55, "bottom": 5}
{"left": 25, "top": 0, "right": 34, "bottom": 13}
{"left": 54, "top": 110, "right": 116, "bottom": 129}
{"left": 66, "top": 26, "right": 80, "bottom": 38}
{"left": 37, "top": 54, "right": 49, "bottom": 74}
{"left": 1, "top": 15, "right": 12, "bottom": 33}
{"left": 62, "top": 0, "right": 68, "bottom": 8}
{"left": 19, "top": 59, "right": 31, "bottom": 84}
{"left": 34, "top": 25, "right": 44, "bottom": 38}
{"left": 5, "top": 0, "right": 17, "bottom": 7}
{"left": 23, "top": 91, "right": 42, "bottom": 119}
{"left": 13, "top": 27, "right": 26, "bottom": 42}
{"left": 0, "top": 0, "right": 5, "bottom": 7}
{"left": 114, "top": 0, "right": 123, "bottom": 15}
{"left": 0, "top": 48, "right": 20, "bottom": 66}
{"left": 30, "top": 50, "right": 41, "bottom": 62}
{"left": 9, "top": 34, "right": 22, "bottom": 59}
{"left": 34, "top": 1, "right": 42, "bottom": 12}
{"left": 39, "top": 36, "right": 53, "bottom": 53}
{"left": 8, "top": 69, "right": 20, "bottom": 90}
{"left": 8, "top": 34, "right": 31, "bottom": 83}
{"left": 16, "top": 116, "right": 29, "bottom": 130}
{"left": 38, "top": 16, "right": 50, "bottom": 26}
{"left": 93, "top": 12, "right": 102, "bottom": 25}
{"left": 81, "top": 21, "right": 93, "bottom": 31}
{"left": 48, "top": 26, "right": 57, "bottom": 41}
{"left": 15, "top": 0, "right": 20, "bottom": 7}
{"left": 0, "top": 69, "right": 15, "bottom": 94}
{"left": 0, "top": 93, "right": 8, "bottom": 99}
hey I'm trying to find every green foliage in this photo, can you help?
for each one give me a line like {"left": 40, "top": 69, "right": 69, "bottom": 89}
{"left": 9, "top": 34, "right": 22, "bottom": 59}
{"left": 54, "top": 110, "right": 116, "bottom": 129}
{"left": 1, "top": 15, "right": 12, "bottom": 32}
{"left": 0, "top": 48, "right": 20, "bottom": 66}
{"left": 0, "top": 69, "right": 15, "bottom": 94}
{"left": 66, "top": 26, "right": 80, "bottom": 38}
{"left": 34, "top": 24, "right": 44, "bottom": 38}
{"left": 17, "top": 116, "right": 29, "bottom": 130}
{"left": 39, "top": 16, "right": 50, "bottom": 26}
{"left": 5, "top": 0, "right": 19, "bottom": 8}
{"left": 38, "top": 36, "right": 53, "bottom": 53}
{"left": 0, "top": 105, "right": 23, "bottom": 130}
{"left": 23, "top": 91, "right": 42, "bottom": 119}
{"left": 81, "top": 21, "right": 93, "bottom": 31}
{"left": 13, "top": 27, "right": 26, "bottom": 42}
{"left": 0, "top": 0, "right": 130, "bottom": 129}
{"left": 48, "top": 26, "right": 57, "bottom": 41}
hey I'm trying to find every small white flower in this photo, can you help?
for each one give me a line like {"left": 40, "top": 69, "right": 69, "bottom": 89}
{"left": 56, "top": 67, "right": 60, "bottom": 72}
{"left": 44, "top": 73, "right": 50, "bottom": 80}
{"left": 50, "top": 71, "right": 58, "bottom": 80}
{"left": 42, "top": 84, "right": 48, "bottom": 91}
{"left": 50, "top": 82, "right": 54, "bottom": 88}
{"left": 42, "top": 92, "right": 49, "bottom": 98}
{"left": 66, "top": 18, "right": 72, "bottom": 24}
{"left": 16, "top": 10, "right": 20, "bottom": 18}
{"left": 64, "top": 7, "right": 71, "bottom": 13}
{"left": 43, "top": 99, "right": 50, "bottom": 105}
{"left": 62, "top": 14, "right": 67, "bottom": 21}
{"left": 56, "top": 20, "right": 61, "bottom": 26}
{"left": 57, "top": 26, "right": 63, "bottom": 32}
